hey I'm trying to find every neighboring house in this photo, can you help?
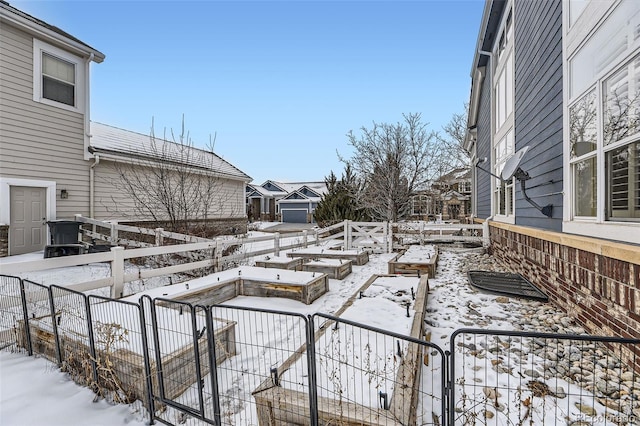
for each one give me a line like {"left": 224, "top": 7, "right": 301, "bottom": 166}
{"left": 411, "top": 167, "right": 472, "bottom": 221}
{"left": 246, "top": 181, "right": 327, "bottom": 223}
{"left": 465, "top": 1, "right": 640, "bottom": 350}
{"left": 0, "top": 1, "right": 105, "bottom": 256}
{"left": 0, "top": 2, "right": 250, "bottom": 256}
{"left": 89, "top": 122, "right": 251, "bottom": 225}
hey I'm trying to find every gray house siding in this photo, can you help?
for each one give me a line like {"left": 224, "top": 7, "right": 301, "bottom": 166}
{"left": 513, "top": 0, "right": 563, "bottom": 231}
{"left": 0, "top": 22, "right": 90, "bottom": 219}
{"left": 476, "top": 68, "right": 493, "bottom": 219}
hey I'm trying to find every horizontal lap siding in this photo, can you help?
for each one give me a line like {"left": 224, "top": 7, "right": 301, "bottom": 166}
{"left": 0, "top": 23, "right": 90, "bottom": 219}
{"left": 476, "top": 66, "right": 492, "bottom": 219}
{"left": 94, "top": 161, "right": 246, "bottom": 221}
{"left": 513, "top": 0, "right": 563, "bottom": 231}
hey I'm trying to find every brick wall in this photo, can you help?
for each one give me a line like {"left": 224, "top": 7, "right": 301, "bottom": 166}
{"left": 0, "top": 225, "right": 8, "bottom": 258}
{"left": 489, "top": 221, "right": 640, "bottom": 369}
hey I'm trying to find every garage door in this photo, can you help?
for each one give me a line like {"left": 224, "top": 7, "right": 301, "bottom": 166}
{"left": 281, "top": 209, "right": 307, "bottom": 223}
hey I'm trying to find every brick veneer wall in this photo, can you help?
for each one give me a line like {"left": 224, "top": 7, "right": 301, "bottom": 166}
{"left": 0, "top": 225, "right": 8, "bottom": 258}
{"left": 488, "top": 221, "right": 640, "bottom": 369}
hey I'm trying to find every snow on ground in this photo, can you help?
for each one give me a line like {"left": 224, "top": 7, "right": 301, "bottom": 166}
{"left": 0, "top": 351, "right": 146, "bottom": 426}
{"left": 2, "top": 238, "right": 638, "bottom": 425}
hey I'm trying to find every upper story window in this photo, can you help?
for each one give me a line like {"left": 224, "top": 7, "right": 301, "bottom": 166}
{"left": 42, "top": 53, "right": 75, "bottom": 106}
{"left": 493, "top": 3, "right": 515, "bottom": 222}
{"left": 33, "top": 39, "right": 85, "bottom": 112}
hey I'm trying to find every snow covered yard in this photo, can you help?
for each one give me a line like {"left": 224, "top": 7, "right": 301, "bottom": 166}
{"left": 1, "top": 239, "right": 639, "bottom": 425}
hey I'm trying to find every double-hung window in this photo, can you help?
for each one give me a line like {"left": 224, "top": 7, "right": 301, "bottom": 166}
{"left": 565, "top": 0, "right": 640, "bottom": 243}
{"left": 493, "top": 5, "right": 515, "bottom": 220}
{"left": 33, "top": 39, "right": 84, "bottom": 112}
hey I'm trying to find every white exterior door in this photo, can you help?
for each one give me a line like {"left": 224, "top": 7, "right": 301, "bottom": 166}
{"left": 10, "top": 186, "right": 47, "bottom": 255}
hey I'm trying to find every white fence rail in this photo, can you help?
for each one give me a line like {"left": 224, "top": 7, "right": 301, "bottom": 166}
{"left": 2, "top": 219, "right": 485, "bottom": 299}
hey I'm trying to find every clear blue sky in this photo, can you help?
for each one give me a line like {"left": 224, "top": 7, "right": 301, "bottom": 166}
{"left": 13, "top": 0, "right": 484, "bottom": 184}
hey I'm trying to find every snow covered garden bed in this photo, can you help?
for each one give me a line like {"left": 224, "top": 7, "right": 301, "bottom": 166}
{"left": 286, "top": 246, "right": 370, "bottom": 266}
{"left": 387, "top": 244, "right": 438, "bottom": 278}
{"left": 17, "top": 300, "right": 236, "bottom": 404}
{"left": 252, "top": 273, "right": 430, "bottom": 425}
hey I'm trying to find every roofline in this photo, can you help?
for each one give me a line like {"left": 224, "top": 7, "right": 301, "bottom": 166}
{"left": 88, "top": 146, "right": 251, "bottom": 183}
{"left": 468, "top": 0, "right": 494, "bottom": 78}
{"left": 0, "top": 1, "right": 105, "bottom": 62}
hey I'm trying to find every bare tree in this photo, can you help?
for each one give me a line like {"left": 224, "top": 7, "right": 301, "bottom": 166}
{"left": 344, "top": 113, "right": 439, "bottom": 222}
{"left": 440, "top": 103, "right": 471, "bottom": 169}
{"left": 101, "top": 117, "right": 240, "bottom": 236}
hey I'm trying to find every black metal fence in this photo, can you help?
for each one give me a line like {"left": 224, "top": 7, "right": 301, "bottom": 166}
{"left": 1, "top": 274, "right": 639, "bottom": 426}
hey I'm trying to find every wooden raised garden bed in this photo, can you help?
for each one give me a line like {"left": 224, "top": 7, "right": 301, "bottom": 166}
{"left": 164, "top": 267, "right": 330, "bottom": 306}
{"left": 300, "top": 258, "right": 352, "bottom": 280}
{"left": 388, "top": 245, "right": 439, "bottom": 278}
{"left": 255, "top": 256, "right": 304, "bottom": 271}
{"left": 286, "top": 247, "right": 369, "bottom": 266}
{"left": 252, "top": 274, "right": 430, "bottom": 425}
{"left": 17, "top": 309, "right": 236, "bottom": 404}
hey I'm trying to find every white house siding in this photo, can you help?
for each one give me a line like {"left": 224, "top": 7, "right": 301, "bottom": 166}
{"left": 93, "top": 160, "right": 247, "bottom": 221}
{"left": 0, "top": 23, "right": 90, "bottom": 219}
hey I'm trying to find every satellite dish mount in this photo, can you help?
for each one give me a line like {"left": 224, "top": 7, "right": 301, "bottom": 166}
{"left": 476, "top": 146, "right": 553, "bottom": 218}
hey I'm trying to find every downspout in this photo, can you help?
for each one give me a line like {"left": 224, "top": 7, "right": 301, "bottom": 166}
{"left": 477, "top": 49, "right": 494, "bottom": 248}
{"left": 90, "top": 153, "right": 100, "bottom": 218}
{"left": 85, "top": 53, "right": 94, "bottom": 217}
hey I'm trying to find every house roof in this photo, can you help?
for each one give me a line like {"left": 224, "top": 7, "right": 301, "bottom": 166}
{"left": 250, "top": 181, "right": 327, "bottom": 198}
{"left": 89, "top": 122, "right": 251, "bottom": 182}
{"left": 0, "top": 1, "right": 105, "bottom": 62}
{"left": 438, "top": 167, "right": 471, "bottom": 183}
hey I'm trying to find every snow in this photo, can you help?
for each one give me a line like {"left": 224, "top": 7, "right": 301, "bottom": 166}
{"left": 0, "top": 351, "right": 146, "bottom": 426}
{"left": 1, "top": 239, "right": 636, "bottom": 425}
{"left": 396, "top": 244, "right": 437, "bottom": 262}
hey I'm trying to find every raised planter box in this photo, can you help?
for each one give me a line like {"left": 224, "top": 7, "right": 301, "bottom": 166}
{"left": 17, "top": 308, "right": 236, "bottom": 404}
{"left": 252, "top": 274, "right": 430, "bottom": 425}
{"left": 286, "top": 248, "right": 369, "bottom": 266}
{"left": 300, "top": 258, "right": 352, "bottom": 280}
{"left": 140, "top": 267, "right": 330, "bottom": 306}
{"left": 255, "top": 256, "right": 304, "bottom": 271}
{"left": 388, "top": 245, "right": 439, "bottom": 278}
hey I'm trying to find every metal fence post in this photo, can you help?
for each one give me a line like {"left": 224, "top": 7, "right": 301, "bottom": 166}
{"left": 18, "top": 279, "right": 33, "bottom": 356}
{"left": 110, "top": 246, "right": 125, "bottom": 299}
{"left": 307, "top": 315, "right": 319, "bottom": 426}
{"left": 204, "top": 307, "right": 222, "bottom": 426}
{"left": 83, "top": 293, "right": 99, "bottom": 389}
{"left": 138, "top": 296, "right": 156, "bottom": 425}
{"left": 47, "top": 286, "right": 63, "bottom": 365}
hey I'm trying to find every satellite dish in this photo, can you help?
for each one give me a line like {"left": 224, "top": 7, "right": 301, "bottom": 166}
{"left": 501, "top": 146, "right": 529, "bottom": 181}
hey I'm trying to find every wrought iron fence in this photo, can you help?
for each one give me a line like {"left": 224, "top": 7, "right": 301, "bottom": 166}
{"left": 2, "top": 274, "right": 639, "bottom": 426}
{"left": 449, "top": 328, "right": 640, "bottom": 426}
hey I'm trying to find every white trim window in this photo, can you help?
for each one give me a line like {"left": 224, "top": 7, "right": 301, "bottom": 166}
{"left": 564, "top": 0, "right": 640, "bottom": 243}
{"left": 33, "top": 39, "right": 85, "bottom": 112}
{"left": 493, "top": 5, "right": 515, "bottom": 221}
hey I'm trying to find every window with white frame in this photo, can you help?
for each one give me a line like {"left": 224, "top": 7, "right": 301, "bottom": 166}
{"left": 493, "top": 4, "right": 515, "bottom": 219}
{"left": 567, "top": 0, "right": 640, "bottom": 225}
{"left": 33, "top": 39, "right": 84, "bottom": 112}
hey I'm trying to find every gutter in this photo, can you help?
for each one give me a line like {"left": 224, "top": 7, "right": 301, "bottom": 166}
{"left": 0, "top": 4, "right": 105, "bottom": 62}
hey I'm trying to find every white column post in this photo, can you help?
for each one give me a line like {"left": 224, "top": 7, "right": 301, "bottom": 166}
{"left": 110, "top": 222, "right": 118, "bottom": 244}
{"left": 155, "top": 228, "right": 164, "bottom": 246}
{"left": 274, "top": 232, "right": 280, "bottom": 256}
{"left": 110, "top": 246, "right": 125, "bottom": 299}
